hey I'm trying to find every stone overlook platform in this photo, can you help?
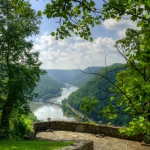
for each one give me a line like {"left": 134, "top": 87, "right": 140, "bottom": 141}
{"left": 34, "top": 121, "right": 149, "bottom": 150}
{"left": 36, "top": 131, "right": 149, "bottom": 150}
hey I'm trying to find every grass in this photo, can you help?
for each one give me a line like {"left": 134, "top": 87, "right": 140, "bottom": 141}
{"left": 0, "top": 140, "right": 75, "bottom": 150}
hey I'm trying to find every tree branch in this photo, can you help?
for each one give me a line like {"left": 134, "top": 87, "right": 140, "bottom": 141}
{"left": 102, "top": 0, "right": 150, "bottom": 23}
{"left": 78, "top": 65, "right": 139, "bottom": 114}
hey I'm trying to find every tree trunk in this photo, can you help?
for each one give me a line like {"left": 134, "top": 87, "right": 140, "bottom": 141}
{"left": 147, "top": 108, "right": 150, "bottom": 122}
{"left": 0, "top": 99, "right": 13, "bottom": 139}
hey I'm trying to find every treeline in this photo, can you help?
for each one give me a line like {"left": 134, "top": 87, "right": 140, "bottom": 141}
{"left": 62, "top": 100, "right": 91, "bottom": 122}
{"left": 33, "top": 75, "right": 64, "bottom": 102}
{"left": 62, "top": 101, "right": 83, "bottom": 120}
{"left": 62, "top": 64, "right": 131, "bottom": 125}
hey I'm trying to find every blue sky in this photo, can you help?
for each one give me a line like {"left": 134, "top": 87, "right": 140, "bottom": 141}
{"left": 30, "top": 0, "right": 137, "bottom": 69}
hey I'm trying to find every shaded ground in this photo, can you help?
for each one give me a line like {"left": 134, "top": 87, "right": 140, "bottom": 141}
{"left": 36, "top": 131, "right": 149, "bottom": 150}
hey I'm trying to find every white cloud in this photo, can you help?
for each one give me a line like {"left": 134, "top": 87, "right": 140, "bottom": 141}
{"left": 104, "top": 18, "right": 138, "bottom": 38}
{"left": 33, "top": 34, "right": 125, "bottom": 69}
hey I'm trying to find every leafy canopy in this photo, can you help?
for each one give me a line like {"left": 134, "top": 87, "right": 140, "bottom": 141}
{"left": 42, "top": 0, "right": 150, "bottom": 140}
{"left": 42, "top": 0, "right": 150, "bottom": 40}
{"left": 43, "top": 0, "right": 102, "bottom": 41}
{"left": 0, "top": 0, "right": 44, "bottom": 139}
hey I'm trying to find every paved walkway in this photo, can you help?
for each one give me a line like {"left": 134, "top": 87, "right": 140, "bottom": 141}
{"left": 36, "top": 131, "right": 149, "bottom": 150}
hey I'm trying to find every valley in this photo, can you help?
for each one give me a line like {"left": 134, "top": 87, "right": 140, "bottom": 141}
{"left": 30, "top": 85, "right": 79, "bottom": 121}
{"left": 31, "top": 63, "right": 128, "bottom": 125}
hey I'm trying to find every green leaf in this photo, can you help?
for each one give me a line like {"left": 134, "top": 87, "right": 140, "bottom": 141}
{"left": 90, "top": 1, "right": 95, "bottom": 7}
{"left": 116, "top": 17, "right": 121, "bottom": 21}
{"left": 147, "top": 0, "right": 150, "bottom": 6}
{"left": 73, "top": 6, "right": 79, "bottom": 13}
{"left": 117, "top": 99, "right": 122, "bottom": 106}
{"left": 96, "top": 21, "right": 100, "bottom": 25}
{"left": 110, "top": 97, "right": 114, "bottom": 101}
{"left": 124, "top": 107, "right": 130, "bottom": 112}
{"left": 90, "top": 38, "right": 93, "bottom": 42}
{"left": 37, "top": 10, "right": 43, "bottom": 17}
{"left": 131, "top": 16, "right": 137, "bottom": 21}
{"left": 51, "top": 32, "right": 55, "bottom": 36}
{"left": 108, "top": 122, "right": 112, "bottom": 125}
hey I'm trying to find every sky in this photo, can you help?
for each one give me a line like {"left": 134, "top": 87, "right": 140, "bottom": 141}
{"left": 30, "top": 0, "right": 137, "bottom": 69}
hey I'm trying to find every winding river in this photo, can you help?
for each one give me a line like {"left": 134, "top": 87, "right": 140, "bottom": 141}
{"left": 30, "top": 85, "right": 78, "bottom": 121}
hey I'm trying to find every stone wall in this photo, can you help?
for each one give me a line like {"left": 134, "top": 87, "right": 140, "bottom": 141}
{"left": 33, "top": 121, "right": 144, "bottom": 142}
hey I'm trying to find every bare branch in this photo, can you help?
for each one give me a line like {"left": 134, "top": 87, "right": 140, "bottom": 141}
{"left": 116, "top": 47, "right": 150, "bottom": 83}
{"left": 105, "top": 54, "right": 107, "bottom": 77}
{"left": 78, "top": 65, "right": 139, "bottom": 114}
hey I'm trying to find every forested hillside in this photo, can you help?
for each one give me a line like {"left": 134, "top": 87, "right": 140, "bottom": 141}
{"left": 69, "top": 67, "right": 103, "bottom": 87}
{"left": 33, "top": 75, "right": 63, "bottom": 102}
{"left": 62, "top": 63, "right": 129, "bottom": 125}
{"left": 47, "top": 69, "right": 81, "bottom": 83}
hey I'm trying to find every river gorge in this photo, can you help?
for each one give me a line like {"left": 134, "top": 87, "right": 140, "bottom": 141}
{"left": 30, "top": 85, "right": 78, "bottom": 121}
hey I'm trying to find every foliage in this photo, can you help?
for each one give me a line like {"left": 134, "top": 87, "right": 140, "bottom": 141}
{"left": 28, "top": 112, "right": 38, "bottom": 123}
{"left": 0, "top": 0, "right": 44, "bottom": 139}
{"left": 42, "top": 0, "right": 150, "bottom": 41}
{"left": 103, "top": 1, "right": 150, "bottom": 140}
{"left": 62, "top": 100, "right": 74, "bottom": 115}
{"left": 80, "top": 97, "right": 98, "bottom": 115}
{"left": 33, "top": 74, "right": 63, "bottom": 102}
{"left": 42, "top": 0, "right": 150, "bottom": 141}
{"left": 62, "top": 99, "right": 91, "bottom": 122}
{"left": 102, "top": 0, "right": 150, "bottom": 24}
{"left": 120, "top": 117, "right": 150, "bottom": 139}
{"left": 43, "top": 0, "right": 100, "bottom": 41}
{"left": 62, "top": 64, "right": 126, "bottom": 125}
{"left": 0, "top": 140, "right": 75, "bottom": 150}
{"left": 9, "top": 110, "right": 34, "bottom": 140}
{"left": 108, "top": 28, "right": 150, "bottom": 140}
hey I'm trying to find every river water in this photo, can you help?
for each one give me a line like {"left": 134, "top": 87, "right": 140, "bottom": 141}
{"left": 30, "top": 85, "right": 78, "bottom": 121}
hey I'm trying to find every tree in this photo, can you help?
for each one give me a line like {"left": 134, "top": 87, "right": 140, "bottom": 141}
{"left": 0, "top": 0, "right": 44, "bottom": 138}
{"left": 42, "top": 0, "right": 150, "bottom": 40}
{"left": 111, "top": 28, "right": 150, "bottom": 141}
{"left": 42, "top": 0, "right": 150, "bottom": 141}
{"left": 43, "top": 0, "right": 101, "bottom": 41}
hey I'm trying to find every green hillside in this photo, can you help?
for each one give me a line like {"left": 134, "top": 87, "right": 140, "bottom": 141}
{"left": 62, "top": 63, "right": 128, "bottom": 125}
{"left": 47, "top": 69, "right": 81, "bottom": 83}
{"left": 69, "top": 67, "right": 103, "bottom": 87}
{"left": 33, "top": 75, "right": 63, "bottom": 102}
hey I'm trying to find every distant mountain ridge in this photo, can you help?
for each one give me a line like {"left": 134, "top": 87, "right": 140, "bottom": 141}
{"left": 46, "top": 69, "right": 81, "bottom": 83}
{"left": 69, "top": 66, "right": 104, "bottom": 87}
{"left": 46, "top": 67, "right": 104, "bottom": 88}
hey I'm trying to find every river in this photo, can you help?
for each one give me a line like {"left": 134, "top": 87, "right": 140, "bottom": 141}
{"left": 30, "top": 85, "right": 78, "bottom": 121}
